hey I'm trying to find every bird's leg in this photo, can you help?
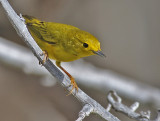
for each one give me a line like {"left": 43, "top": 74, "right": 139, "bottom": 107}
{"left": 56, "top": 61, "right": 78, "bottom": 95}
{"left": 61, "top": 66, "right": 78, "bottom": 95}
{"left": 39, "top": 50, "right": 48, "bottom": 65}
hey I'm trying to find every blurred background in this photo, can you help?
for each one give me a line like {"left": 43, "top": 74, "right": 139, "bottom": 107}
{"left": 0, "top": 0, "right": 160, "bottom": 121}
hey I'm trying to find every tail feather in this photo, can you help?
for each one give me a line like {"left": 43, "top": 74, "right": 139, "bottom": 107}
{"left": 22, "top": 15, "right": 41, "bottom": 25}
{"left": 22, "top": 15, "right": 48, "bottom": 43}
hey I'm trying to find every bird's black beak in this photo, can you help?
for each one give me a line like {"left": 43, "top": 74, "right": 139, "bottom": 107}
{"left": 92, "top": 50, "right": 106, "bottom": 57}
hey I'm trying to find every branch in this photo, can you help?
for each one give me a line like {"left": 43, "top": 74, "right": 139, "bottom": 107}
{"left": 107, "top": 91, "right": 160, "bottom": 121}
{"left": 153, "top": 110, "right": 160, "bottom": 121}
{"left": 76, "top": 104, "right": 94, "bottom": 121}
{"left": 0, "top": 0, "right": 120, "bottom": 120}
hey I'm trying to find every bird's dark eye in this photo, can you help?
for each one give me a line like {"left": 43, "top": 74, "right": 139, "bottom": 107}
{"left": 83, "top": 43, "right": 88, "bottom": 48}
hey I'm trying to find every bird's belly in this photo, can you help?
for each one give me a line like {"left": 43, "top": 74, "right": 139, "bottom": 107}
{"left": 41, "top": 44, "right": 79, "bottom": 62}
{"left": 52, "top": 48, "right": 80, "bottom": 62}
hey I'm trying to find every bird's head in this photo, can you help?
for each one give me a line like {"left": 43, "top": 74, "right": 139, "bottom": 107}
{"left": 74, "top": 30, "right": 106, "bottom": 58}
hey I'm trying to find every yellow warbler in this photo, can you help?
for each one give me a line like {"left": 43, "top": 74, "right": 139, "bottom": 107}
{"left": 22, "top": 15, "right": 105, "bottom": 94}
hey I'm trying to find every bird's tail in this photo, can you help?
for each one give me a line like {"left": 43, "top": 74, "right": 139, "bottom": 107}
{"left": 22, "top": 15, "right": 42, "bottom": 26}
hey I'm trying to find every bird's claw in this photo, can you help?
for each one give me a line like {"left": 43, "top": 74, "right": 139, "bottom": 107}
{"left": 66, "top": 77, "right": 78, "bottom": 96}
{"left": 39, "top": 51, "right": 48, "bottom": 65}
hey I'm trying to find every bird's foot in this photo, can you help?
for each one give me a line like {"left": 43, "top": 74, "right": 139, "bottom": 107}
{"left": 67, "top": 77, "right": 78, "bottom": 96}
{"left": 39, "top": 50, "right": 48, "bottom": 65}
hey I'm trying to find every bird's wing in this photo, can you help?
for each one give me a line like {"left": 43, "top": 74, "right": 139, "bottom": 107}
{"left": 28, "top": 22, "right": 59, "bottom": 45}
{"left": 23, "top": 15, "right": 58, "bottom": 45}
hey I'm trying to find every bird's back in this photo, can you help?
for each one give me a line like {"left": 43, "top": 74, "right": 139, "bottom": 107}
{"left": 23, "top": 15, "right": 82, "bottom": 62}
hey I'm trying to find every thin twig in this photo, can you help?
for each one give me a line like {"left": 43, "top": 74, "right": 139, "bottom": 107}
{"left": 76, "top": 104, "right": 93, "bottom": 121}
{"left": 152, "top": 110, "right": 160, "bottom": 121}
{"left": 107, "top": 91, "right": 160, "bottom": 121}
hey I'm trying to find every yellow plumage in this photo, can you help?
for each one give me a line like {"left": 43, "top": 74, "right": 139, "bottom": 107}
{"left": 23, "top": 15, "right": 105, "bottom": 94}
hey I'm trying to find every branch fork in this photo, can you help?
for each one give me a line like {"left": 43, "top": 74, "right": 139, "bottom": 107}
{"left": 107, "top": 91, "right": 160, "bottom": 121}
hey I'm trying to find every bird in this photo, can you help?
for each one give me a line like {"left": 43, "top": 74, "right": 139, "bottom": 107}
{"left": 22, "top": 15, "right": 105, "bottom": 95}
